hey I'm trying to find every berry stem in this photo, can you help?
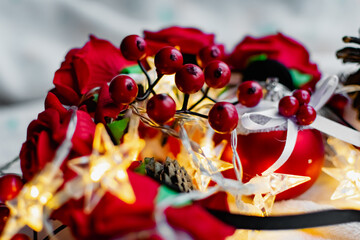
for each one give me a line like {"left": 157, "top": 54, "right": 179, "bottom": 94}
{"left": 181, "top": 93, "right": 190, "bottom": 111}
{"left": 136, "top": 74, "right": 164, "bottom": 101}
{"left": 205, "top": 95, "right": 217, "bottom": 103}
{"left": 34, "top": 230, "right": 38, "bottom": 240}
{"left": 176, "top": 110, "right": 208, "bottom": 119}
{"left": 0, "top": 156, "right": 20, "bottom": 175}
{"left": 188, "top": 87, "right": 210, "bottom": 111}
{"left": 42, "top": 225, "right": 67, "bottom": 240}
{"left": 137, "top": 60, "right": 155, "bottom": 95}
{"left": 231, "top": 100, "right": 239, "bottom": 105}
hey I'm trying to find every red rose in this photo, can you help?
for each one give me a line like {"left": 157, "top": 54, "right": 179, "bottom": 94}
{"left": 144, "top": 26, "right": 223, "bottom": 56}
{"left": 19, "top": 97, "right": 96, "bottom": 181}
{"left": 53, "top": 172, "right": 234, "bottom": 240}
{"left": 52, "top": 35, "right": 135, "bottom": 106}
{"left": 228, "top": 33, "right": 321, "bottom": 88}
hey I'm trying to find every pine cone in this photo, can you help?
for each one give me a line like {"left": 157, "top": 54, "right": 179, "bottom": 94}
{"left": 145, "top": 157, "right": 194, "bottom": 192}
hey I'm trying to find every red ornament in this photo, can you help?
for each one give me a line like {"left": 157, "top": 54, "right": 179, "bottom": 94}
{"left": 0, "top": 204, "right": 9, "bottom": 234}
{"left": 219, "top": 129, "right": 324, "bottom": 200}
{"left": 237, "top": 81, "right": 263, "bottom": 107}
{"left": 0, "top": 174, "right": 23, "bottom": 203}
{"left": 154, "top": 47, "right": 183, "bottom": 75}
{"left": 11, "top": 234, "right": 31, "bottom": 240}
{"left": 175, "top": 64, "right": 204, "bottom": 94}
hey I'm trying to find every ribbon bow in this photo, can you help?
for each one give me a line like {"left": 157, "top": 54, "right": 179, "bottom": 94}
{"left": 241, "top": 75, "right": 360, "bottom": 175}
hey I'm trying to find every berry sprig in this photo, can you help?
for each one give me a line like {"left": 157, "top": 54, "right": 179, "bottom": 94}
{"left": 114, "top": 35, "right": 279, "bottom": 134}
{"left": 278, "top": 89, "right": 316, "bottom": 125}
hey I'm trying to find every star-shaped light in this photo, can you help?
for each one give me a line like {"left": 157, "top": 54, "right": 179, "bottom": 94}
{"left": 68, "top": 122, "right": 144, "bottom": 213}
{"left": 177, "top": 137, "right": 233, "bottom": 192}
{"left": 249, "top": 173, "right": 311, "bottom": 216}
{"left": 1, "top": 164, "right": 64, "bottom": 240}
{"left": 323, "top": 137, "right": 360, "bottom": 201}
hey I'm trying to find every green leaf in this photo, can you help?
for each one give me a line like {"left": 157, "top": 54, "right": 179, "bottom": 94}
{"left": 120, "top": 65, "right": 143, "bottom": 74}
{"left": 155, "top": 185, "right": 192, "bottom": 207}
{"left": 107, "top": 118, "right": 129, "bottom": 144}
{"left": 289, "top": 69, "right": 312, "bottom": 88}
{"left": 246, "top": 54, "right": 268, "bottom": 66}
{"left": 134, "top": 161, "right": 146, "bottom": 175}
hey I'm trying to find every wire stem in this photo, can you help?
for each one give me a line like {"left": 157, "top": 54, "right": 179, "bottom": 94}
{"left": 136, "top": 74, "right": 163, "bottom": 101}
{"left": 137, "top": 60, "right": 155, "bottom": 95}
{"left": 176, "top": 110, "right": 208, "bottom": 119}
{"left": 189, "top": 87, "right": 210, "bottom": 111}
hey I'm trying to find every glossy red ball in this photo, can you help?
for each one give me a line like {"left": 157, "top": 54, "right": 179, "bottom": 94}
{"left": 154, "top": 47, "right": 183, "bottom": 75}
{"left": 296, "top": 104, "right": 317, "bottom": 125}
{"left": 237, "top": 81, "right": 263, "bottom": 107}
{"left": 293, "top": 89, "right": 311, "bottom": 105}
{"left": 146, "top": 94, "right": 176, "bottom": 124}
{"left": 175, "top": 64, "right": 205, "bottom": 94}
{"left": 278, "top": 96, "right": 300, "bottom": 117}
{"left": 219, "top": 129, "right": 325, "bottom": 200}
{"left": 197, "top": 45, "right": 224, "bottom": 67}
{"left": 11, "top": 234, "right": 31, "bottom": 240}
{"left": 208, "top": 102, "right": 239, "bottom": 134}
{"left": 109, "top": 75, "right": 138, "bottom": 104}
{"left": 204, "top": 61, "right": 231, "bottom": 89}
{"left": 120, "top": 35, "right": 147, "bottom": 61}
{"left": 0, "top": 174, "right": 23, "bottom": 203}
{"left": 0, "top": 205, "right": 9, "bottom": 234}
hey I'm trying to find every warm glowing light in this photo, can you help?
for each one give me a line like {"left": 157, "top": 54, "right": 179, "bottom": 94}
{"left": 90, "top": 161, "right": 111, "bottom": 182}
{"left": 1, "top": 163, "right": 64, "bottom": 240}
{"left": 68, "top": 122, "right": 139, "bottom": 212}
{"left": 30, "top": 186, "right": 39, "bottom": 198}
{"left": 116, "top": 169, "right": 126, "bottom": 180}
{"left": 323, "top": 137, "right": 360, "bottom": 201}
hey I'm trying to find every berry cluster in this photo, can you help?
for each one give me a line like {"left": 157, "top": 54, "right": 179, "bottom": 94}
{"left": 114, "top": 34, "right": 320, "bottom": 133}
{"left": 278, "top": 89, "right": 316, "bottom": 125}
{"left": 115, "top": 34, "right": 241, "bottom": 133}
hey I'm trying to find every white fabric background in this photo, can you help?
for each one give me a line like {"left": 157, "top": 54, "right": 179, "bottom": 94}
{"left": 1, "top": 0, "right": 360, "bottom": 239}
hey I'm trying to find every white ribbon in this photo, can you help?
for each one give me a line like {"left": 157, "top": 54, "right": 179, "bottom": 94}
{"left": 240, "top": 75, "right": 360, "bottom": 176}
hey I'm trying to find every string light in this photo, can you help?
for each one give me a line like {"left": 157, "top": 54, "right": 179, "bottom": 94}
{"left": 323, "top": 137, "right": 360, "bottom": 201}
{"left": 68, "top": 120, "right": 143, "bottom": 213}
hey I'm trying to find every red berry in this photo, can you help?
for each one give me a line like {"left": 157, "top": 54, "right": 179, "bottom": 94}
{"left": 0, "top": 174, "right": 23, "bottom": 203}
{"left": 146, "top": 94, "right": 176, "bottom": 124}
{"left": 0, "top": 205, "right": 9, "bottom": 234}
{"left": 278, "top": 96, "right": 300, "bottom": 117}
{"left": 11, "top": 234, "right": 31, "bottom": 240}
{"left": 327, "top": 93, "right": 349, "bottom": 116}
{"left": 155, "top": 47, "right": 183, "bottom": 75}
{"left": 204, "top": 61, "right": 231, "bottom": 89}
{"left": 237, "top": 81, "right": 263, "bottom": 107}
{"left": 109, "top": 75, "right": 138, "bottom": 104}
{"left": 120, "top": 35, "right": 147, "bottom": 61}
{"left": 292, "top": 89, "right": 311, "bottom": 105}
{"left": 197, "top": 45, "right": 223, "bottom": 67}
{"left": 208, "top": 102, "right": 239, "bottom": 134}
{"left": 175, "top": 64, "right": 204, "bottom": 94}
{"left": 296, "top": 104, "right": 317, "bottom": 125}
